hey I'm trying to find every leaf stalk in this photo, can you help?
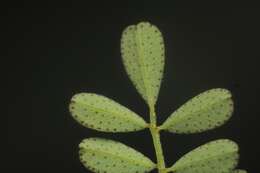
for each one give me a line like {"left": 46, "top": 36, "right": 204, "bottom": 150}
{"left": 149, "top": 106, "right": 167, "bottom": 173}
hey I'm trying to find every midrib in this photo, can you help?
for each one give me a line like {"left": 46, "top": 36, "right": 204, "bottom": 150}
{"left": 135, "top": 26, "right": 152, "bottom": 106}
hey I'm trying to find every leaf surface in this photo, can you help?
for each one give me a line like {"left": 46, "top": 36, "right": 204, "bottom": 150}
{"left": 121, "top": 21, "right": 165, "bottom": 107}
{"left": 69, "top": 93, "right": 147, "bottom": 132}
{"left": 79, "top": 138, "right": 156, "bottom": 173}
{"left": 160, "top": 88, "right": 233, "bottom": 134}
{"left": 168, "top": 139, "right": 239, "bottom": 173}
{"left": 233, "top": 170, "right": 247, "bottom": 173}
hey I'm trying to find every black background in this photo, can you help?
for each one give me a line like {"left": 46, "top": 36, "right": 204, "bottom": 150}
{"left": 5, "top": 1, "right": 260, "bottom": 173}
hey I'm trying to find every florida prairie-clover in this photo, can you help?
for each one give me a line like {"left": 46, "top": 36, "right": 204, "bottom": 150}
{"left": 69, "top": 21, "right": 247, "bottom": 173}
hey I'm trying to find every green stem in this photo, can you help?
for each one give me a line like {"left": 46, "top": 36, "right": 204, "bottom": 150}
{"left": 149, "top": 106, "right": 167, "bottom": 173}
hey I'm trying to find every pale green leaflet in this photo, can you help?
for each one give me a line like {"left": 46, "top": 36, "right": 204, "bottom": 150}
{"left": 69, "top": 93, "right": 147, "bottom": 132}
{"left": 167, "top": 139, "right": 239, "bottom": 173}
{"left": 79, "top": 138, "right": 156, "bottom": 173}
{"left": 121, "top": 22, "right": 164, "bottom": 108}
{"left": 160, "top": 88, "right": 234, "bottom": 134}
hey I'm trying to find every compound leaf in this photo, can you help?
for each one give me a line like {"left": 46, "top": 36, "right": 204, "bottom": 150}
{"left": 69, "top": 93, "right": 147, "bottom": 132}
{"left": 160, "top": 88, "right": 234, "bottom": 134}
{"left": 121, "top": 21, "right": 165, "bottom": 107}
{"left": 79, "top": 138, "right": 156, "bottom": 173}
{"left": 168, "top": 139, "right": 239, "bottom": 173}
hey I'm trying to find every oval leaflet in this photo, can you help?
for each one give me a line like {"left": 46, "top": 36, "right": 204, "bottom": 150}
{"left": 160, "top": 88, "right": 234, "bottom": 134}
{"left": 121, "top": 22, "right": 165, "bottom": 108}
{"left": 69, "top": 93, "right": 147, "bottom": 132}
{"left": 168, "top": 139, "right": 239, "bottom": 173}
{"left": 79, "top": 138, "right": 156, "bottom": 173}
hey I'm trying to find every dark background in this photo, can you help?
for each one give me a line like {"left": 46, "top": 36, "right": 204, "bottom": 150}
{"left": 5, "top": 1, "right": 260, "bottom": 173}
